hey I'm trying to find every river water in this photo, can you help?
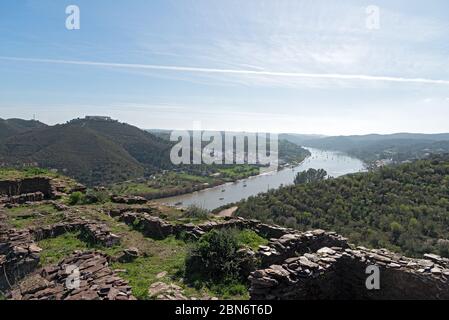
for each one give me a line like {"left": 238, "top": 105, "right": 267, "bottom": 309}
{"left": 158, "top": 148, "right": 365, "bottom": 210}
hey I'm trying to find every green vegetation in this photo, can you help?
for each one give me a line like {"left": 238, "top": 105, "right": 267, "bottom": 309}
{"left": 182, "top": 205, "right": 210, "bottom": 220}
{"left": 112, "top": 236, "right": 188, "bottom": 300}
{"left": 0, "top": 118, "right": 46, "bottom": 141}
{"left": 38, "top": 232, "right": 89, "bottom": 266}
{"left": 0, "top": 118, "right": 174, "bottom": 186}
{"left": 68, "top": 191, "right": 85, "bottom": 205}
{"left": 108, "top": 167, "right": 260, "bottom": 200}
{"left": 294, "top": 168, "right": 328, "bottom": 184}
{"left": 0, "top": 167, "right": 56, "bottom": 180}
{"left": 236, "top": 155, "right": 449, "bottom": 258}
{"left": 297, "top": 132, "right": 449, "bottom": 164}
{"left": 278, "top": 139, "right": 311, "bottom": 164}
{"left": 5, "top": 204, "right": 64, "bottom": 229}
{"left": 216, "top": 165, "right": 260, "bottom": 180}
{"left": 234, "top": 229, "right": 269, "bottom": 251}
{"left": 184, "top": 229, "right": 264, "bottom": 299}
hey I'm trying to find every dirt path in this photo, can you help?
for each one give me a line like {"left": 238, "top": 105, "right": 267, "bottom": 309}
{"left": 216, "top": 206, "right": 238, "bottom": 217}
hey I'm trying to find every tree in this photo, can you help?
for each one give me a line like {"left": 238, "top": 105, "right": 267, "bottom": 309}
{"left": 185, "top": 229, "right": 242, "bottom": 283}
{"left": 294, "top": 168, "right": 328, "bottom": 185}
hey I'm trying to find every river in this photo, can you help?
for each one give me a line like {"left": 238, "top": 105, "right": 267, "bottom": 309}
{"left": 157, "top": 148, "right": 365, "bottom": 210}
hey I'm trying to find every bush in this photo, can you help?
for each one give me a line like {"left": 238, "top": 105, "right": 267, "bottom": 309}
{"left": 84, "top": 189, "right": 110, "bottom": 204}
{"left": 68, "top": 191, "right": 85, "bottom": 205}
{"left": 185, "top": 229, "right": 253, "bottom": 284}
{"left": 183, "top": 205, "right": 210, "bottom": 220}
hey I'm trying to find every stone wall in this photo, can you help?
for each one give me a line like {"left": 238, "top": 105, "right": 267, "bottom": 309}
{"left": 0, "top": 229, "right": 41, "bottom": 292}
{"left": 0, "top": 192, "right": 45, "bottom": 205}
{"left": 257, "top": 230, "right": 350, "bottom": 267}
{"left": 112, "top": 209, "right": 292, "bottom": 241}
{"left": 249, "top": 246, "right": 449, "bottom": 300}
{"left": 0, "top": 220, "right": 120, "bottom": 292}
{"left": 0, "top": 178, "right": 54, "bottom": 198}
{"left": 8, "top": 251, "right": 135, "bottom": 300}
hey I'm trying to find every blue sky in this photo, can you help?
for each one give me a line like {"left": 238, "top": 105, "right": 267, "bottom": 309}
{"left": 0, "top": 0, "right": 448, "bottom": 135}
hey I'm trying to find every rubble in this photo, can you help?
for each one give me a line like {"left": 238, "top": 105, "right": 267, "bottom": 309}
{"left": 111, "top": 195, "right": 147, "bottom": 205}
{"left": 1, "top": 220, "right": 120, "bottom": 291}
{"left": 9, "top": 251, "right": 135, "bottom": 300}
{"left": 249, "top": 246, "right": 449, "bottom": 300}
{"left": 148, "top": 282, "right": 218, "bottom": 301}
{"left": 0, "top": 229, "right": 41, "bottom": 292}
{"left": 117, "top": 247, "right": 140, "bottom": 263}
{"left": 0, "top": 192, "right": 45, "bottom": 205}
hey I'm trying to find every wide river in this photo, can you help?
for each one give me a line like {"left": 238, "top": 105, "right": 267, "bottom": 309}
{"left": 158, "top": 148, "right": 365, "bottom": 210}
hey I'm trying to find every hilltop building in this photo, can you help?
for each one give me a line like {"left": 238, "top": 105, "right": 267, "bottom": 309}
{"left": 84, "top": 116, "right": 116, "bottom": 122}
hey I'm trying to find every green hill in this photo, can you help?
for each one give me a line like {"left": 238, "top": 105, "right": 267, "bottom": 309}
{"left": 0, "top": 119, "right": 173, "bottom": 186}
{"left": 235, "top": 155, "right": 449, "bottom": 258}
{"left": 292, "top": 133, "right": 449, "bottom": 163}
{"left": 0, "top": 118, "right": 47, "bottom": 140}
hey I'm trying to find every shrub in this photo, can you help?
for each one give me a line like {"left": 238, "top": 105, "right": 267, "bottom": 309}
{"left": 185, "top": 229, "right": 247, "bottom": 284}
{"left": 84, "top": 189, "right": 110, "bottom": 204}
{"left": 68, "top": 191, "right": 85, "bottom": 205}
{"left": 183, "top": 205, "right": 210, "bottom": 220}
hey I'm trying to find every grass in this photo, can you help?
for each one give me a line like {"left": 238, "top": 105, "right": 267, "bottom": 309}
{"left": 0, "top": 167, "right": 56, "bottom": 180}
{"left": 5, "top": 204, "right": 65, "bottom": 229}
{"left": 107, "top": 167, "right": 259, "bottom": 200}
{"left": 234, "top": 229, "right": 269, "bottom": 251}
{"left": 38, "top": 232, "right": 89, "bottom": 266}
{"left": 111, "top": 236, "right": 189, "bottom": 300}
{"left": 4, "top": 200, "right": 257, "bottom": 300}
{"left": 217, "top": 165, "right": 260, "bottom": 180}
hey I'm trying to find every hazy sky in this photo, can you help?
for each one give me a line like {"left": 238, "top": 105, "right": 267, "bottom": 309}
{"left": 0, "top": 0, "right": 448, "bottom": 135}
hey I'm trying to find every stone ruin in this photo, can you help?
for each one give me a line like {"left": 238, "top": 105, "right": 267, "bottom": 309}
{"left": 0, "top": 219, "right": 121, "bottom": 293}
{"left": 8, "top": 251, "right": 135, "bottom": 300}
{"left": 110, "top": 208, "right": 290, "bottom": 241}
{"left": 110, "top": 208, "right": 449, "bottom": 300}
{"left": 250, "top": 235, "right": 449, "bottom": 300}
{"left": 0, "top": 177, "right": 86, "bottom": 205}
{"left": 2, "top": 200, "right": 449, "bottom": 300}
{"left": 111, "top": 195, "right": 147, "bottom": 205}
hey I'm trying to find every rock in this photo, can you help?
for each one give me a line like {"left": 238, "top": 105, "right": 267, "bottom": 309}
{"left": 12, "top": 251, "right": 135, "bottom": 300}
{"left": 118, "top": 247, "right": 140, "bottom": 263}
{"left": 148, "top": 282, "right": 188, "bottom": 300}
{"left": 28, "top": 244, "right": 43, "bottom": 253}
{"left": 317, "top": 247, "right": 336, "bottom": 255}
{"left": 18, "top": 274, "right": 50, "bottom": 295}
{"left": 111, "top": 195, "right": 147, "bottom": 205}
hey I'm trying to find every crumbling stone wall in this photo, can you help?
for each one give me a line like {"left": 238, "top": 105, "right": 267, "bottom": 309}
{"left": 112, "top": 209, "right": 292, "bottom": 241}
{"left": 257, "top": 230, "right": 350, "bottom": 267}
{"left": 249, "top": 246, "right": 449, "bottom": 300}
{"left": 8, "top": 251, "right": 135, "bottom": 300}
{"left": 0, "top": 229, "right": 41, "bottom": 292}
{"left": 0, "top": 178, "right": 54, "bottom": 198}
{"left": 0, "top": 220, "right": 120, "bottom": 292}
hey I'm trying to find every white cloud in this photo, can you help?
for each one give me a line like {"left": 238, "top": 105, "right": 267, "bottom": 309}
{"left": 1, "top": 56, "right": 449, "bottom": 86}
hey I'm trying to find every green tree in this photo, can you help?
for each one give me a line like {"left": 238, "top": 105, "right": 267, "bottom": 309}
{"left": 294, "top": 168, "right": 328, "bottom": 185}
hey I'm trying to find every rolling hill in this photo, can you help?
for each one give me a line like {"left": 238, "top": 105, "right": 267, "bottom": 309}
{"left": 0, "top": 118, "right": 47, "bottom": 140}
{"left": 0, "top": 118, "right": 173, "bottom": 186}
{"left": 280, "top": 132, "right": 449, "bottom": 163}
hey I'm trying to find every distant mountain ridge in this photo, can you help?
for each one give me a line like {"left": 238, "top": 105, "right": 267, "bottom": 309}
{"left": 280, "top": 132, "right": 449, "bottom": 163}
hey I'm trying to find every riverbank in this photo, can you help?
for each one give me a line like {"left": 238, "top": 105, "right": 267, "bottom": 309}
{"left": 155, "top": 148, "right": 366, "bottom": 211}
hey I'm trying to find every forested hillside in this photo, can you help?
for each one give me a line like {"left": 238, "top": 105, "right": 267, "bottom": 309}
{"left": 295, "top": 133, "right": 449, "bottom": 163}
{"left": 236, "top": 155, "right": 449, "bottom": 258}
{"left": 0, "top": 118, "right": 47, "bottom": 140}
{"left": 0, "top": 118, "right": 173, "bottom": 185}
